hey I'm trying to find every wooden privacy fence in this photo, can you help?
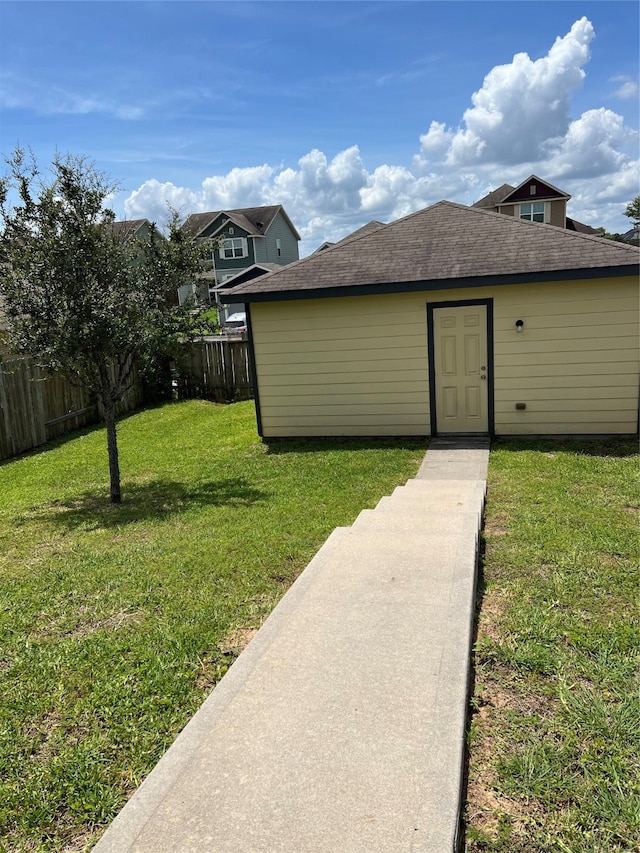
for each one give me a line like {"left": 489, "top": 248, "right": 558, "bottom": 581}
{"left": 0, "top": 338, "right": 253, "bottom": 462}
{"left": 174, "top": 337, "right": 253, "bottom": 403}
{"left": 0, "top": 356, "right": 143, "bottom": 462}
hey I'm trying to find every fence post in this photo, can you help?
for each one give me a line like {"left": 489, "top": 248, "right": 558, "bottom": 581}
{"left": 222, "top": 339, "right": 235, "bottom": 400}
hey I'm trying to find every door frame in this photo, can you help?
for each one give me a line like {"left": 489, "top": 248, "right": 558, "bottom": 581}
{"left": 426, "top": 297, "right": 495, "bottom": 436}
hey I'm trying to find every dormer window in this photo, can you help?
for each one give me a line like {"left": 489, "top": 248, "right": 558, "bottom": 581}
{"left": 530, "top": 184, "right": 537, "bottom": 195}
{"left": 519, "top": 202, "right": 546, "bottom": 223}
{"left": 228, "top": 227, "right": 234, "bottom": 235}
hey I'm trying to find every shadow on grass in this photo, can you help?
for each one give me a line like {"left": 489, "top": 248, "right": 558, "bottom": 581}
{"left": 29, "top": 476, "right": 270, "bottom": 530}
{"left": 0, "top": 402, "right": 169, "bottom": 469}
{"left": 263, "top": 437, "right": 430, "bottom": 455}
{"left": 490, "top": 436, "right": 638, "bottom": 458}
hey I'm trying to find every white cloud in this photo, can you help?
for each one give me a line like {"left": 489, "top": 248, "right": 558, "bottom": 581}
{"left": 124, "top": 179, "right": 199, "bottom": 225}
{"left": 549, "top": 108, "right": 632, "bottom": 178}
{"left": 418, "top": 17, "right": 594, "bottom": 168}
{"left": 201, "top": 166, "right": 274, "bottom": 209}
{"left": 122, "top": 17, "right": 638, "bottom": 252}
{"left": 0, "top": 72, "right": 145, "bottom": 120}
{"left": 613, "top": 80, "right": 639, "bottom": 99}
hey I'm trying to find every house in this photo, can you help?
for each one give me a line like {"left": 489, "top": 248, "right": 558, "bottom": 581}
{"left": 182, "top": 206, "right": 300, "bottom": 319}
{"left": 110, "top": 218, "right": 155, "bottom": 242}
{"left": 214, "top": 263, "right": 283, "bottom": 325}
{"left": 313, "top": 220, "right": 386, "bottom": 253}
{"left": 220, "top": 200, "right": 639, "bottom": 439}
{"left": 472, "top": 175, "right": 599, "bottom": 234}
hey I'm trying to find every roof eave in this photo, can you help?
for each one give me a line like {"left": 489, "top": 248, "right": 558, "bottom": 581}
{"left": 220, "top": 264, "right": 639, "bottom": 304}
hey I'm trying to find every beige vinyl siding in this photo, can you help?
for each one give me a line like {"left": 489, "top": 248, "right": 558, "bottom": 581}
{"left": 548, "top": 199, "right": 567, "bottom": 228}
{"left": 251, "top": 296, "right": 429, "bottom": 437}
{"left": 250, "top": 276, "right": 639, "bottom": 438}
{"left": 492, "top": 277, "right": 638, "bottom": 434}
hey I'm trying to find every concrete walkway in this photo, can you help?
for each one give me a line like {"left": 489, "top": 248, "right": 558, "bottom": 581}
{"left": 93, "top": 438, "right": 489, "bottom": 853}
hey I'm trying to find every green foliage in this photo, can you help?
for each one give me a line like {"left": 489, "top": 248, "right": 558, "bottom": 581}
{"left": 0, "top": 148, "right": 212, "bottom": 500}
{"left": 466, "top": 439, "right": 640, "bottom": 853}
{"left": 0, "top": 399, "right": 426, "bottom": 852}
{"left": 596, "top": 228, "right": 631, "bottom": 243}
{"left": 624, "top": 196, "right": 640, "bottom": 226}
{"left": 0, "top": 149, "right": 206, "bottom": 393}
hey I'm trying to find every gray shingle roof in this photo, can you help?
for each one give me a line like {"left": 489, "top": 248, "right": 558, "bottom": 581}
{"left": 566, "top": 218, "right": 599, "bottom": 235}
{"left": 472, "top": 184, "right": 515, "bottom": 208}
{"left": 223, "top": 201, "right": 639, "bottom": 302}
{"left": 110, "top": 219, "right": 150, "bottom": 240}
{"left": 182, "top": 205, "right": 301, "bottom": 240}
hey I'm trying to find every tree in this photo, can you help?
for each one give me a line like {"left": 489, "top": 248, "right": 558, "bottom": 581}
{"left": 624, "top": 196, "right": 640, "bottom": 228}
{"left": 0, "top": 149, "right": 210, "bottom": 503}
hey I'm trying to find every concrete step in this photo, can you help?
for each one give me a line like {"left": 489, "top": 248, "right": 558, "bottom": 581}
{"left": 352, "top": 507, "right": 481, "bottom": 537}
{"left": 376, "top": 493, "right": 484, "bottom": 518}
{"left": 392, "top": 478, "right": 487, "bottom": 500}
{"left": 92, "top": 447, "right": 489, "bottom": 853}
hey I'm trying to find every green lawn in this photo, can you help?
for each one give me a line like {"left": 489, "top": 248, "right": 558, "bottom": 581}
{"left": 3, "top": 405, "right": 637, "bottom": 853}
{"left": 466, "top": 437, "right": 639, "bottom": 853}
{"left": 0, "top": 399, "right": 427, "bottom": 852}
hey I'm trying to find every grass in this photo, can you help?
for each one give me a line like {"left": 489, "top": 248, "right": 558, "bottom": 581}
{"left": 465, "top": 437, "right": 640, "bottom": 853}
{"left": 0, "top": 399, "right": 427, "bottom": 853}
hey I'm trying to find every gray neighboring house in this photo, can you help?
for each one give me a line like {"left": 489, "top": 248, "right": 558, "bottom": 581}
{"left": 182, "top": 206, "right": 300, "bottom": 320}
{"left": 110, "top": 218, "right": 155, "bottom": 242}
{"left": 214, "top": 263, "right": 282, "bottom": 326}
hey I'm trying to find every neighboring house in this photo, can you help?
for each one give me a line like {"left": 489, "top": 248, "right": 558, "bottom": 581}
{"left": 472, "top": 175, "right": 599, "bottom": 234}
{"left": 182, "top": 206, "right": 300, "bottom": 318}
{"left": 110, "top": 218, "right": 155, "bottom": 242}
{"left": 221, "top": 200, "right": 639, "bottom": 439}
{"left": 313, "top": 220, "right": 386, "bottom": 253}
{"left": 215, "top": 263, "right": 282, "bottom": 324}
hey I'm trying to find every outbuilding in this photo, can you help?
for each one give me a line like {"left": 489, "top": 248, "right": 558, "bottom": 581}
{"left": 221, "top": 201, "right": 639, "bottom": 438}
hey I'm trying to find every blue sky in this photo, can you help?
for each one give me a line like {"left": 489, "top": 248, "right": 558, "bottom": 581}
{"left": 1, "top": 1, "right": 638, "bottom": 255}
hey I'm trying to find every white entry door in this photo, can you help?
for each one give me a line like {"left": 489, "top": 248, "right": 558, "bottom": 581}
{"left": 433, "top": 304, "right": 489, "bottom": 433}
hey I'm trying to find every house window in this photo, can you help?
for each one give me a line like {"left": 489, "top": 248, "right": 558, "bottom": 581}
{"left": 276, "top": 238, "right": 282, "bottom": 257}
{"left": 221, "top": 237, "right": 248, "bottom": 259}
{"left": 519, "top": 202, "right": 546, "bottom": 223}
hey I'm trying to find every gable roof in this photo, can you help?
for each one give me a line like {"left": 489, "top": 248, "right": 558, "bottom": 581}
{"left": 182, "top": 205, "right": 301, "bottom": 240}
{"left": 474, "top": 177, "right": 597, "bottom": 236}
{"left": 472, "top": 183, "right": 516, "bottom": 209}
{"left": 214, "top": 263, "right": 282, "bottom": 289}
{"left": 110, "top": 219, "right": 152, "bottom": 240}
{"left": 222, "top": 201, "right": 639, "bottom": 303}
{"left": 473, "top": 175, "right": 570, "bottom": 209}
{"left": 501, "top": 175, "right": 570, "bottom": 204}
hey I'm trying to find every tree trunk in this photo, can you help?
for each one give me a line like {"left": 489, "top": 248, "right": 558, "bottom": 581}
{"left": 104, "top": 402, "right": 121, "bottom": 504}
